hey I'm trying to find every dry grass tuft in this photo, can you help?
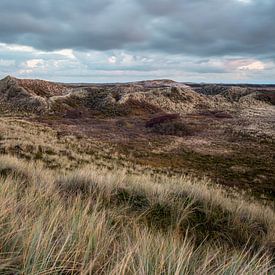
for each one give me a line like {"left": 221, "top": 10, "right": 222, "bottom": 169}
{"left": 0, "top": 155, "right": 274, "bottom": 274}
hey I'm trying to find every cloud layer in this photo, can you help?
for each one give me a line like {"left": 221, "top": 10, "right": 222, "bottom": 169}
{"left": 0, "top": 0, "right": 274, "bottom": 83}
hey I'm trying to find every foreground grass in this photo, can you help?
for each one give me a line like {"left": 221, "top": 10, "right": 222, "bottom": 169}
{"left": 0, "top": 155, "right": 274, "bottom": 274}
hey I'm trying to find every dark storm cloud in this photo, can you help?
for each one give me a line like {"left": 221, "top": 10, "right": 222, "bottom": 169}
{"left": 139, "top": 0, "right": 275, "bottom": 57}
{"left": 0, "top": 0, "right": 274, "bottom": 58}
{"left": 0, "top": 0, "right": 146, "bottom": 51}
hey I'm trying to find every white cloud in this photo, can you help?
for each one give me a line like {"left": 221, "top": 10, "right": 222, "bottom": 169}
{"left": 25, "top": 59, "right": 44, "bottom": 68}
{"left": 0, "top": 41, "right": 274, "bottom": 83}
{"left": 239, "top": 61, "right": 265, "bottom": 71}
{"left": 121, "top": 53, "right": 134, "bottom": 64}
{"left": 223, "top": 59, "right": 266, "bottom": 71}
{"left": 108, "top": 56, "right": 117, "bottom": 64}
{"left": 0, "top": 43, "right": 35, "bottom": 53}
{"left": 236, "top": 0, "right": 252, "bottom": 4}
{"left": 107, "top": 52, "right": 148, "bottom": 66}
{"left": 52, "top": 49, "right": 75, "bottom": 59}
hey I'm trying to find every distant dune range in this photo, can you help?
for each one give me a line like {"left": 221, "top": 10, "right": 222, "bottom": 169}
{"left": 0, "top": 75, "right": 274, "bottom": 115}
{"left": 0, "top": 75, "right": 274, "bottom": 199}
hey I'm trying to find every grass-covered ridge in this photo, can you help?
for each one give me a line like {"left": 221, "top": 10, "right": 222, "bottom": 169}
{"left": 0, "top": 155, "right": 274, "bottom": 274}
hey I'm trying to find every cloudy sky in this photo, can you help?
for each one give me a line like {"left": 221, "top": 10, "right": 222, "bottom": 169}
{"left": 0, "top": 0, "right": 274, "bottom": 83}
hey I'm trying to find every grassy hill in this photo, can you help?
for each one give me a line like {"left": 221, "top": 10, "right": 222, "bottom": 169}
{"left": 0, "top": 76, "right": 274, "bottom": 273}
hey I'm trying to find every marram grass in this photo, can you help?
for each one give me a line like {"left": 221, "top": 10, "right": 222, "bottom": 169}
{"left": 0, "top": 155, "right": 274, "bottom": 274}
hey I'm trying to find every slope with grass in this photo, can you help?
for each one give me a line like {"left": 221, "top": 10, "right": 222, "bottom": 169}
{"left": 0, "top": 155, "right": 274, "bottom": 274}
{"left": 0, "top": 76, "right": 274, "bottom": 273}
{"left": 1, "top": 76, "right": 275, "bottom": 199}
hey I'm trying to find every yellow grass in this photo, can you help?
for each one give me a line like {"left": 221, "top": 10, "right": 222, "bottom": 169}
{"left": 0, "top": 154, "right": 274, "bottom": 274}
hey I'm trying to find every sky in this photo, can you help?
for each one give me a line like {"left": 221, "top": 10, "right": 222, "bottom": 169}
{"left": 0, "top": 0, "right": 274, "bottom": 83}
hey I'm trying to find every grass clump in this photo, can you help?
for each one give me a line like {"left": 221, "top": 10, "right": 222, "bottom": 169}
{"left": 0, "top": 155, "right": 274, "bottom": 273}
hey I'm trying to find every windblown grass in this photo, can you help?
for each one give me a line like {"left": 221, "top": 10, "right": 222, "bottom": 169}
{"left": 0, "top": 155, "right": 274, "bottom": 274}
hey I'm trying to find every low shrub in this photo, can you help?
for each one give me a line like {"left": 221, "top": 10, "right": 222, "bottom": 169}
{"left": 151, "top": 120, "right": 192, "bottom": 136}
{"left": 145, "top": 113, "right": 180, "bottom": 128}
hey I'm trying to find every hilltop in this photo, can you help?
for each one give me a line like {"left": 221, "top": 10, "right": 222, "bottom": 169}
{"left": 0, "top": 76, "right": 274, "bottom": 115}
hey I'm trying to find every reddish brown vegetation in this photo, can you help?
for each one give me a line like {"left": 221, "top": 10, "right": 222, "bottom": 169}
{"left": 198, "top": 110, "right": 233, "bottom": 119}
{"left": 257, "top": 92, "right": 275, "bottom": 105}
{"left": 145, "top": 113, "right": 180, "bottom": 128}
{"left": 150, "top": 121, "right": 192, "bottom": 137}
{"left": 145, "top": 113, "right": 192, "bottom": 137}
{"left": 64, "top": 109, "right": 83, "bottom": 119}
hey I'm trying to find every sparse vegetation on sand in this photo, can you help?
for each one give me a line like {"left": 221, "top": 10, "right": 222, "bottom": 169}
{"left": 0, "top": 154, "right": 274, "bottom": 274}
